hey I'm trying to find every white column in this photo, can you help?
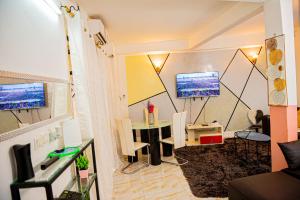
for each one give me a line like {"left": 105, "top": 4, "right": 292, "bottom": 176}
{"left": 264, "top": 0, "right": 298, "bottom": 171}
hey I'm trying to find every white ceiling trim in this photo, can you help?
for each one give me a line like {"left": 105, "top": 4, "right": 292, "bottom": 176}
{"left": 114, "top": 40, "right": 189, "bottom": 55}
{"left": 189, "top": 2, "right": 263, "bottom": 49}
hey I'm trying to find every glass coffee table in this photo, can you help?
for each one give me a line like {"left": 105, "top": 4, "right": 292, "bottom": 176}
{"left": 234, "top": 131, "right": 270, "bottom": 164}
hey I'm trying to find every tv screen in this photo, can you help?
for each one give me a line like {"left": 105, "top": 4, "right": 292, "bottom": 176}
{"left": 176, "top": 72, "right": 220, "bottom": 98}
{"left": 0, "top": 83, "right": 46, "bottom": 110}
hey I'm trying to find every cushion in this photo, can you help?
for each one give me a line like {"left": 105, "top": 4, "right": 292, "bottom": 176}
{"left": 228, "top": 172, "right": 300, "bottom": 200}
{"left": 278, "top": 140, "right": 300, "bottom": 169}
{"left": 282, "top": 168, "right": 300, "bottom": 180}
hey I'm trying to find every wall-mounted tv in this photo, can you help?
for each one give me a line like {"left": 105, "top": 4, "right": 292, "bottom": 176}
{"left": 0, "top": 83, "right": 46, "bottom": 110}
{"left": 176, "top": 71, "right": 220, "bottom": 98}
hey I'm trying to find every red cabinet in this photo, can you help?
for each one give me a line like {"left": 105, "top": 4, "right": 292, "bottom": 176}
{"left": 200, "top": 135, "right": 223, "bottom": 144}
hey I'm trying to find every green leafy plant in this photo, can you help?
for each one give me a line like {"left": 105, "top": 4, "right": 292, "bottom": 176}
{"left": 76, "top": 155, "right": 89, "bottom": 170}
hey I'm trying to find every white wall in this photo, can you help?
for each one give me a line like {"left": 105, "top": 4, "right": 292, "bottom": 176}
{"left": 0, "top": 0, "right": 70, "bottom": 199}
{"left": 0, "top": 0, "right": 68, "bottom": 80}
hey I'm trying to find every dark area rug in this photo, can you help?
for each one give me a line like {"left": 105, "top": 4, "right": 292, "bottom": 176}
{"left": 175, "top": 138, "right": 271, "bottom": 198}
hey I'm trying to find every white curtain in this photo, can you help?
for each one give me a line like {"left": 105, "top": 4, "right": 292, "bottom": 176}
{"left": 66, "top": 12, "right": 93, "bottom": 139}
{"left": 66, "top": 10, "right": 121, "bottom": 199}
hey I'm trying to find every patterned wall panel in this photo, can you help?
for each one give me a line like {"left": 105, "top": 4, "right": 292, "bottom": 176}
{"left": 241, "top": 68, "right": 269, "bottom": 114}
{"left": 126, "top": 47, "right": 268, "bottom": 131}
{"left": 159, "top": 49, "right": 237, "bottom": 122}
{"left": 195, "top": 84, "right": 239, "bottom": 127}
{"left": 221, "top": 51, "right": 253, "bottom": 97}
{"left": 255, "top": 46, "right": 268, "bottom": 78}
{"left": 128, "top": 92, "right": 176, "bottom": 122}
{"left": 226, "top": 101, "right": 251, "bottom": 131}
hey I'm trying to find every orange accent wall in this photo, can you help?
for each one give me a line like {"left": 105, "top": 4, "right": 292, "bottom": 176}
{"left": 125, "top": 55, "right": 165, "bottom": 105}
{"left": 270, "top": 105, "right": 298, "bottom": 171}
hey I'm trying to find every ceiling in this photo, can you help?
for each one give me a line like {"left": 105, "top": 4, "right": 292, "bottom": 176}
{"left": 78, "top": 0, "right": 299, "bottom": 46}
{"left": 222, "top": 12, "right": 265, "bottom": 36}
{"left": 78, "top": 0, "right": 240, "bottom": 44}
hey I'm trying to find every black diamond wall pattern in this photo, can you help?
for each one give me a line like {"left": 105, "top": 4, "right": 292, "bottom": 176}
{"left": 128, "top": 47, "right": 267, "bottom": 132}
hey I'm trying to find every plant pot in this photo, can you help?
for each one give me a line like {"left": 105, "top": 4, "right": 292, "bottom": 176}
{"left": 79, "top": 169, "right": 89, "bottom": 179}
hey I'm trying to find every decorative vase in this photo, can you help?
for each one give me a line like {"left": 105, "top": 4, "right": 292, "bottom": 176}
{"left": 79, "top": 169, "right": 89, "bottom": 179}
{"left": 149, "top": 113, "right": 154, "bottom": 125}
{"left": 13, "top": 143, "right": 35, "bottom": 182}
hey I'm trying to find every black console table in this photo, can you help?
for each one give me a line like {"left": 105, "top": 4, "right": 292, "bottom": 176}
{"left": 10, "top": 139, "right": 100, "bottom": 200}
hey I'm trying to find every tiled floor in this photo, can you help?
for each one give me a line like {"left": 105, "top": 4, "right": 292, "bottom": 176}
{"left": 112, "top": 156, "right": 228, "bottom": 200}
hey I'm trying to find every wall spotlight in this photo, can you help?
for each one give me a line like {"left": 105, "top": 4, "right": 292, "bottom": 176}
{"left": 249, "top": 52, "right": 258, "bottom": 64}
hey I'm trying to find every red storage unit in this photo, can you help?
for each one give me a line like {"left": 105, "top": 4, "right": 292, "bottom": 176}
{"left": 200, "top": 135, "right": 223, "bottom": 144}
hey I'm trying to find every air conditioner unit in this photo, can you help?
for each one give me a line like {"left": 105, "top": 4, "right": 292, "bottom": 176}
{"left": 88, "top": 19, "right": 107, "bottom": 47}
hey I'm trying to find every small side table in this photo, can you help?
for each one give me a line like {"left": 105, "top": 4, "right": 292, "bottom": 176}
{"left": 234, "top": 131, "right": 270, "bottom": 165}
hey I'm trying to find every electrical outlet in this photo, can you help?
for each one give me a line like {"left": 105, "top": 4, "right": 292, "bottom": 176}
{"left": 49, "top": 126, "right": 63, "bottom": 143}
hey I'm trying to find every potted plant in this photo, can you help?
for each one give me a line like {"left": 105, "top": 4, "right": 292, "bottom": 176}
{"left": 76, "top": 155, "right": 89, "bottom": 179}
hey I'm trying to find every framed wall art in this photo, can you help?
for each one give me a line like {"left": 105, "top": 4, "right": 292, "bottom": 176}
{"left": 265, "top": 34, "right": 287, "bottom": 106}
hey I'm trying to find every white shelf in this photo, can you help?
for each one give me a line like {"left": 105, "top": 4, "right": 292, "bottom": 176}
{"left": 186, "top": 122, "right": 224, "bottom": 146}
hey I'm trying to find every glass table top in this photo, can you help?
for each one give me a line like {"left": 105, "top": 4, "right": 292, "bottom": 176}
{"left": 235, "top": 131, "right": 270, "bottom": 142}
{"left": 132, "top": 120, "right": 172, "bottom": 130}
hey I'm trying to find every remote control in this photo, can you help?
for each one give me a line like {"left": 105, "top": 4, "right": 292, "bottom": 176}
{"left": 41, "top": 156, "right": 59, "bottom": 170}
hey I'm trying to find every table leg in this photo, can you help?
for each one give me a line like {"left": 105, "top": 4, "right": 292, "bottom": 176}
{"left": 244, "top": 140, "right": 248, "bottom": 161}
{"left": 149, "top": 128, "right": 161, "bottom": 165}
{"left": 234, "top": 136, "right": 237, "bottom": 156}
{"left": 161, "top": 126, "right": 172, "bottom": 157}
{"left": 45, "top": 184, "right": 54, "bottom": 200}
{"left": 10, "top": 185, "right": 20, "bottom": 200}
{"left": 91, "top": 141, "right": 101, "bottom": 200}
{"left": 141, "top": 129, "right": 149, "bottom": 155}
{"left": 255, "top": 142, "right": 259, "bottom": 165}
{"left": 128, "top": 130, "right": 138, "bottom": 163}
{"left": 268, "top": 142, "right": 270, "bottom": 157}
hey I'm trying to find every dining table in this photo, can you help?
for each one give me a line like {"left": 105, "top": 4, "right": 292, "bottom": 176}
{"left": 130, "top": 120, "right": 172, "bottom": 165}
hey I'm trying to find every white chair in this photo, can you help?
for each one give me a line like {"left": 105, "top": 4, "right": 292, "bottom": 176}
{"left": 116, "top": 118, "right": 150, "bottom": 174}
{"left": 160, "top": 111, "right": 188, "bottom": 165}
{"left": 248, "top": 110, "right": 257, "bottom": 125}
{"left": 248, "top": 109, "right": 263, "bottom": 132}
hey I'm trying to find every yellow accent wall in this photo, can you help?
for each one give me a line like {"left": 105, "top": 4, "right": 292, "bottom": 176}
{"left": 126, "top": 55, "right": 165, "bottom": 105}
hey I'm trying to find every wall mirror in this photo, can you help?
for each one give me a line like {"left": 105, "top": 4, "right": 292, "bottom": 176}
{"left": 0, "top": 71, "right": 72, "bottom": 136}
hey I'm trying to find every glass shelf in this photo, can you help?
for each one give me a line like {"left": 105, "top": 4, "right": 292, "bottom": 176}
{"left": 12, "top": 139, "right": 93, "bottom": 186}
{"left": 10, "top": 138, "right": 100, "bottom": 200}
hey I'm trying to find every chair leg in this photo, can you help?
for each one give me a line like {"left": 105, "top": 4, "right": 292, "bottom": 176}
{"left": 161, "top": 153, "right": 189, "bottom": 166}
{"left": 161, "top": 144, "right": 189, "bottom": 166}
{"left": 174, "top": 155, "right": 189, "bottom": 166}
{"left": 121, "top": 145, "right": 150, "bottom": 174}
{"left": 146, "top": 145, "right": 150, "bottom": 166}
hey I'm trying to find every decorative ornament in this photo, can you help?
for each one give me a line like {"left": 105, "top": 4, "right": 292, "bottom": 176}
{"left": 266, "top": 38, "right": 277, "bottom": 50}
{"left": 274, "top": 78, "right": 286, "bottom": 91}
{"left": 267, "top": 66, "right": 282, "bottom": 80}
{"left": 271, "top": 90, "right": 286, "bottom": 105}
{"left": 269, "top": 49, "right": 283, "bottom": 65}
